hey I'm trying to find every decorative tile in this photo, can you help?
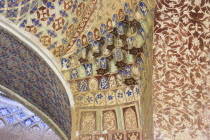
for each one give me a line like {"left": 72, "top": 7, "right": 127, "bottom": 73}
{"left": 139, "top": 2, "right": 148, "bottom": 16}
{"left": 0, "top": 108, "right": 11, "bottom": 116}
{"left": 5, "top": 115, "right": 18, "bottom": 124}
{"left": 32, "top": 115, "right": 40, "bottom": 122}
{"left": 126, "top": 132, "right": 141, "bottom": 140}
{"left": 22, "top": 118, "right": 35, "bottom": 127}
{"left": 78, "top": 79, "right": 88, "bottom": 92}
{"left": 16, "top": 112, "right": 27, "bottom": 120}
{"left": 112, "top": 133, "right": 124, "bottom": 140}
{"left": 99, "top": 77, "right": 109, "bottom": 90}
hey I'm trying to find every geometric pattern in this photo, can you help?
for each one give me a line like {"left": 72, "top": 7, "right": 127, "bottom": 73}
{"left": 0, "top": 92, "right": 60, "bottom": 140}
{"left": 0, "top": 0, "right": 39, "bottom": 23}
{"left": 153, "top": 0, "right": 210, "bottom": 139}
{"left": 0, "top": 0, "right": 95, "bottom": 58}
{"left": 0, "top": 28, "right": 71, "bottom": 139}
{"left": 0, "top": 94, "right": 43, "bottom": 129}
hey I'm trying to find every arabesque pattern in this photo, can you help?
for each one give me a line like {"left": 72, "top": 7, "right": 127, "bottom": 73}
{"left": 153, "top": 0, "right": 210, "bottom": 139}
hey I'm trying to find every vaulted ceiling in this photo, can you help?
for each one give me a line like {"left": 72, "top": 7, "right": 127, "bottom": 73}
{"left": 0, "top": 20, "right": 73, "bottom": 140}
{"left": 0, "top": 0, "right": 209, "bottom": 140}
{"left": 0, "top": 0, "right": 93, "bottom": 58}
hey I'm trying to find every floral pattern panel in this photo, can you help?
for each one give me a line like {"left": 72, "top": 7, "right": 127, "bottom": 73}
{"left": 80, "top": 111, "right": 96, "bottom": 133}
{"left": 153, "top": 0, "right": 210, "bottom": 139}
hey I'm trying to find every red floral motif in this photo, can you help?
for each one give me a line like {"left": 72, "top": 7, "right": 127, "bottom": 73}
{"left": 40, "top": 35, "right": 51, "bottom": 47}
{"left": 25, "top": 25, "right": 37, "bottom": 34}
{"left": 52, "top": 45, "right": 64, "bottom": 57}
{"left": 66, "top": 24, "right": 74, "bottom": 38}
{"left": 153, "top": 0, "right": 210, "bottom": 139}
{"left": 37, "top": 6, "right": 50, "bottom": 21}
{"left": 52, "top": 17, "right": 65, "bottom": 31}
{"left": 107, "top": 18, "right": 113, "bottom": 31}
{"left": 118, "top": 9, "right": 125, "bottom": 21}
{"left": 94, "top": 28, "right": 100, "bottom": 40}
{"left": 64, "top": 0, "right": 73, "bottom": 10}
{"left": 76, "top": 2, "right": 85, "bottom": 16}
{"left": 65, "top": 0, "right": 97, "bottom": 53}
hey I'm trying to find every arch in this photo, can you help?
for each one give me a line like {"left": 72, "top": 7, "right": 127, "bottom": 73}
{"left": 0, "top": 15, "right": 74, "bottom": 140}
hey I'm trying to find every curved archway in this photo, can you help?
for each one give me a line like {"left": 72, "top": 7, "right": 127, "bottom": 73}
{"left": 0, "top": 90, "right": 60, "bottom": 140}
{"left": 0, "top": 16, "right": 74, "bottom": 140}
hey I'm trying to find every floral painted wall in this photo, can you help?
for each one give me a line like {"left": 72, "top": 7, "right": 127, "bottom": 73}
{"left": 153, "top": 0, "right": 210, "bottom": 139}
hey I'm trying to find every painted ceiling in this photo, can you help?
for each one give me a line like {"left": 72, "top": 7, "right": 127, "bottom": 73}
{"left": 0, "top": 92, "right": 60, "bottom": 140}
{"left": 0, "top": 0, "right": 94, "bottom": 57}
{"left": 0, "top": 0, "right": 155, "bottom": 59}
{"left": 0, "top": 0, "right": 209, "bottom": 140}
{"left": 0, "top": 0, "right": 94, "bottom": 58}
{"left": 0, "top": 0, "right": 156, "bottom": 139}
{"left": 0, "top": 27, "right": 72, "bottom": 139}
{"left": 0, "top": 0, "right": 40, "bottom": 23}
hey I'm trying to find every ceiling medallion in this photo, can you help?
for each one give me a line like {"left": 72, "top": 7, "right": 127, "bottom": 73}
{"left": 124, "top": 77, "right": 137, "bottom": 86}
